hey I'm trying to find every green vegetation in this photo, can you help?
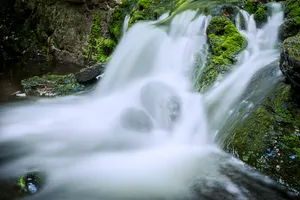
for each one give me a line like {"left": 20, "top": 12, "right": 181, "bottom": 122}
{"left": 84, "top": 14, "right": 116, "bottom": 65}
{"left": 223, "top": 83, "right": 300, "bottom": 191}
{"left": 109, "top": 0, "right": 134, "bottom": 41}
{"left": 196, "top": 16, "right": 246, "bottom": 91}
{"left": 243, "top": 0, "right": 268, "bottom": 26}
{"left": 21, "top": 74, "right": 84, "bottom": 96}
{"left": 286, "top": 0, "right": 300, "bottom": 19}
{"left": 128, "top": 0, "right": 185, "bottom": 27}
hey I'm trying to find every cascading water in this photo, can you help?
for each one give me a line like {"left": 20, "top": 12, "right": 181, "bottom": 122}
{"left": 0, "top": 3, "right": 296, "bottom": 200}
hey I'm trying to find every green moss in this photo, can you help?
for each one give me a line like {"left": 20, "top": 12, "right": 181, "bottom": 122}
{"left": 223, "top": 83, "right": 300, "bottom": 191}
{"left": 283, "top": 34, "right": 300, "bottom": 61}
{"left": 286, "top": 0, "right": 300, "bottom": 19}
{"left": 128, "top": 0, "right": 188, "bottom": 27}
{"left": 84, "top": 14, "right": 117, "bottom": 65}
{"left": 21, "top": 73, "right": 84, "bottom": 96}
{"left": 243, "top": 0, "right": 267, "bottom": 26}
{"left": 244, "top": 0, "right": 257, "bottom": 14}
{"left": 197, "top": 16, "right": 246, "bottom": 91}
{"left": 279, "top": 17, "right": 300, "bottom": 41}
{"left": 137, "top": 0, "right": 150, "bottom": 10}
{"left": 110, "top": 0, "right": 134, "bottom": 41}
{"left": 254, "top": 6, "right": 268, "bottom": 26}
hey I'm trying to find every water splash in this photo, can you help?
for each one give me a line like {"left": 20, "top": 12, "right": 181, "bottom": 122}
{"left": 0, "top": 3, "right": 292, "bottom": 200}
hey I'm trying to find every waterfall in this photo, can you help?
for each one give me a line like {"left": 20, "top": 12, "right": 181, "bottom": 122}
{"left": 122, "top": 15, "right": 130, "bottom": 35}
{"left": 0, "top": 3, "right": 293, "bottom": 200}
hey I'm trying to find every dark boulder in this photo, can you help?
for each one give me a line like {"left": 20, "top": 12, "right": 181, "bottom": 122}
{"left": 74, "top": 63, "right": 105, "bottom": 83}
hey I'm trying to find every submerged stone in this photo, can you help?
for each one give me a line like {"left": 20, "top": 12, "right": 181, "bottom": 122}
{"left": 140, "top": 81, "right": 181, "bottom": 130}
{"left": 120, "top": 108, "right": 153, "bottom": 132}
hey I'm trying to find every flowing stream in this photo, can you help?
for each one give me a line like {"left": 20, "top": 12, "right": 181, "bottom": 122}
{"left": 0, "top": 3, "right": 295, "bottom": 200}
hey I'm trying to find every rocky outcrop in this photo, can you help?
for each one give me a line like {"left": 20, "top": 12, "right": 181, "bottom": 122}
{"left": 1, "top": 0, "right": 122, "bottom": 68}
{"left": 279, "top": 18, "right": 300, "bottom": 41}
{"left": 280, "top": 34, "right": 300, "bottom": 89}
{"left": 279, "top": 0, "right": 300, "bottom": 41}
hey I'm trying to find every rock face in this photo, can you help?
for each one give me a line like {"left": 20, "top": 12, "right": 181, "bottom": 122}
{"left": 280, "top": 34, "right": 300, "bottom": 93}
{"left": 1, "top": 0, "right": 120, "bottom": 68}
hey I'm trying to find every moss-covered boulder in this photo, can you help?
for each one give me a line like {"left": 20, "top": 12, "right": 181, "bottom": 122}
{"left": 196, "top": 16, "right": 246, "bottom": 91}
{"left": 243, "top": 0, "right": 268, "bottom": 27}
{"left": 279, "top": 18, "right": 300, "bottom": 41}
{"left": 278, "top": 0, "right": 300, "bottom": 41}
{"left": 285, "top": 0, "right": 300, "bottom": 19}
{"left": 223, "top": 82, "right": 300, "bottom": 191}
{"left": 280, "top": 34, "right": 300, "bottom": 92}
{"left": 21, "top": 74, "right": 84, "bottom": 97}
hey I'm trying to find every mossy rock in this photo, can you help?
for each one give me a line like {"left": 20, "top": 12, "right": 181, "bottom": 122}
{"left": 128, "top": 0, "right": 190, "bottom": 27}
{"left": 280, "top": 34, "right": 300, "bottom": 89}
{"left": 21, "top": 73, "right": 84, "bottom": 97}
{"left": 109, "top": 0, "right": 135, "bottom": 41}
{"left": 243, "top": 0, "right": 268, "bottom": 27}
{"left": 196, "top": 16, "right": 246, "bottom": 91}
{"left": 223, "top": 82, "right": 300, "bottom": 191}
{"left": 285, "top": 0, "right": 300, "bottom": 19}
{"left": 84, "top": 14, "right": 116, "bottom": 65}
{"left": 279, "top": 18, "right": 300, "bottom": 41}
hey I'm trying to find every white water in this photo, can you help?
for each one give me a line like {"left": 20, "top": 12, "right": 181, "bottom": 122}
{"left": 122, "top": 15, "right": 130, "bottom": 35}
{"left": 0, "top": 4, "right": 284, "bottom": 200}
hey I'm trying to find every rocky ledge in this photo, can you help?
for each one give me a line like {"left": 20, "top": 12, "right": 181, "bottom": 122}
{"left": 20, "top": 63, "right": 105, "bottom": 97}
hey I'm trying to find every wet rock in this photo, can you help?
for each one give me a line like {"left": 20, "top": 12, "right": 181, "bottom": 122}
{"left": 2, "top": 0, "right": 121, "bottom": 66}
{"left": 140, "top": 81, "right": 181, "bottom": 130}
{"left": 280, "top": 34, "right": 300, "bottom": 89}
{"left": 21, "top": 74, "right": 84, "bottom": 97}
{"left": 279, "top": 18, "right": 300, "bottom": 41}
{"left": 223, "top": 82, "right": 300, "bottom": 191}
{"left": 75, "top": 63, "right": 105, "bottom": 83}
{"left": 120, "top": 108, "right": 153, "bottom": 133}
{"left": 196, "top": 16, "right": 246, "bottom": 91}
